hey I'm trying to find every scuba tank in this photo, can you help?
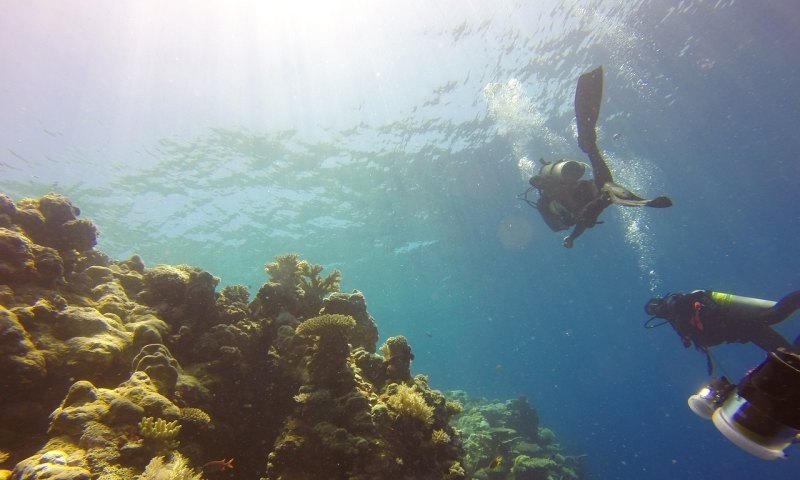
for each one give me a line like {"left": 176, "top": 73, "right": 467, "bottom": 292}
{"left": 708, "top": 291, "right": 776, "bottom": 317}
{"left": 537, "top": 159, "right": 587, "bottom": 183}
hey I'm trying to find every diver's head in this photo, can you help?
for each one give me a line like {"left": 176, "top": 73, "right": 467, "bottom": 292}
{"left": 644, "top": 293, "right": 682, "bottom": 318}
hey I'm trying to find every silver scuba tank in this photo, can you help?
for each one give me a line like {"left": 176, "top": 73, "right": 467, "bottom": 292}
{"left": 709, "top": 291, "right": 776, "bottom": 317}
{"left": 538, "top": 160, "right": 587, "bottom": 183}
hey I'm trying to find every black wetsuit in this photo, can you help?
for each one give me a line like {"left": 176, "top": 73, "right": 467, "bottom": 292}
{"left": 529, "top": 66, "right": 671, "bottom": 246}
{"left": 665, "top": 290, "right": 800, "bottom": 353}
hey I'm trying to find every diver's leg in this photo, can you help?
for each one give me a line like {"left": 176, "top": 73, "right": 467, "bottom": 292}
{"left": 749, "top": 327, "right": 795, "bottom": 353}
{"left": 760, "top": 290, "right": 800, "bottom": 325}
{"left": 588, "top": 150, "right": 614, "bottom": 189}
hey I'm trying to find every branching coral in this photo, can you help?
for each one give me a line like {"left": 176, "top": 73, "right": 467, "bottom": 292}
{"left": 264, "top": 254, "right": 303, "bottom": 286}
{"left": 260, "top": 254, "right": 341, "bottom": 317}
{"left": 385, "top": 384, "right": 434, "bottom": 427}
{"left": 298, "top": 261, "right": 340, "bottom": 314}
{"left": 137, "top": 453, "right": 201, "bottom": 480}
{"left": 139, "top": 417, "right": 181, "bottom": 455}
{"left": 431, "top": 429, "right": 451, "bottom": 446}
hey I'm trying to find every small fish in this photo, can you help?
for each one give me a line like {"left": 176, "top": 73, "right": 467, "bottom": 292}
{"left": 203, "top": 458, "right": 234, "bottom": 472}
{"left": 489, "top": 454, "right": 503, "bottom": 469}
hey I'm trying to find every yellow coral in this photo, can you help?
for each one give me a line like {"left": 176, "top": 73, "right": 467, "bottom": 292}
{"left": 385, "top": 384, "right": 434, "bottom": 427}
{"left": 139, "top": 417, "right": 181, "bottom": 454}
{"left": 431, "top": 429, "right": 451, "bottom": 445}
{"left": 295, "top": 314, "right": 355, "bottom": 337}
{"left": 445, "top": 400, "right": 463, "bottom": 416}
{"left": 137, "top": 453, "right": 200, "bottom": 480}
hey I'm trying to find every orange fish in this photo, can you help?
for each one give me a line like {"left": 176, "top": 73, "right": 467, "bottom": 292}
{"left": 203, "top": 458, "right": 234, "bottom": 472}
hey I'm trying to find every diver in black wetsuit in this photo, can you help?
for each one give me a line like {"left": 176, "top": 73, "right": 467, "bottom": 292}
{"left": 521, "top": 66, "right": 672, "bottom": 248}
{"left": 645, "top": 290, "right": 800, "bottom": 372}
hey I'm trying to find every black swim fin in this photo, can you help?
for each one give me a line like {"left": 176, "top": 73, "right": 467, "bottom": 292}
{"left": 645, "top": 196, "right": 673, "bottom": 208}
{"left": 575, "top": 66, "right": 604, "bottom": 155}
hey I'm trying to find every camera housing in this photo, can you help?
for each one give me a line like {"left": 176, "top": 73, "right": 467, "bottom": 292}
{"left": 688, "top": 349, "right": 800, "bottom": 460}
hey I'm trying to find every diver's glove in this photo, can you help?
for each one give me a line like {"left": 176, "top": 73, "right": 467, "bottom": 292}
{"left": 563, "top": 236, "right": 574, "bottom": 248}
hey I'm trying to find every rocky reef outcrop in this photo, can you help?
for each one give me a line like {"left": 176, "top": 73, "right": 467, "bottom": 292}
{"left": 451, "top": 393, "right": 585, "bottom": 480}
{"left": 0, "top": 193, "right": 584, "bottom": 480}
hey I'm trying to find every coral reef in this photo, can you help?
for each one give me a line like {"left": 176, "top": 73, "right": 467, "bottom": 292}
{"left": 139, "top": 417, "right": 182, "bottom": 455}
{"left": 386, "top": 383, "right": 435, "bottom": 427}
{"left": 0, "top": 193, "right": 584, "bottom": 480}
{"left": 137, "top": 453, "right": 201, "bottom": 480}
{"left": 251, "top": 253, "right": 341, "bottom": 319}
{"left": 451, "top": 392, "right": 584, "bottom": 480}
{"left": 320, "top": 290, "right": 379, "bottom": 353}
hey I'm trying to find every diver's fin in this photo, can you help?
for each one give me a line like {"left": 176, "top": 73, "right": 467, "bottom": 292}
{"left": 645, "top": 196, "right": 673, "bottom": 208}
{"left": 575, "top": 66, "right": 604, "bottom": 155}
{"left": 603, "top": 183, "right": 673, "bottom": 208}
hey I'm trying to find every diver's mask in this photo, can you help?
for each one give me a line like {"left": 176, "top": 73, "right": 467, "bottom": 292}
{"left": 644, "top": 293, "right": 682, "bottom": 318}
{"left": 688, "top": 349, "right": 800, "bottom": 460}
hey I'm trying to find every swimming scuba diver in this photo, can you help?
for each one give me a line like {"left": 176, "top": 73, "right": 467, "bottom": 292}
{"left": 520, "top": 66, "right": 672, "bottom": 248}
{"left": 645, "top": 290, "right": 800, "bottom": 373}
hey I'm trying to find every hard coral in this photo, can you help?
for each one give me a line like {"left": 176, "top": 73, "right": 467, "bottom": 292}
{"left": 131, "top": 344, "right": 180, "bottom": 397}
{"left": 257, "top": 254, "right": 341, "bottom": 318}
{"left": 137, "top": 453, "right": 201, "bottom": 480}
{"left": 385, "top": 383, "right": 434, "bottom": 427}
{"left": 298, "top": 261, "right": 340, "bottom": 314}
{"left": 295, "top": 314, "right": 355, "bottom": 338}
{"left": 0, "top": 306, "right": 47, "bottom": 388}
{"left": 296, "top": 314, "right": 356, "bottom": 388}
{"left": 380, "top": 336, "right": 415, "bottom": 383}
{"left": 138, "top": 417, "right": 181, "bottom": 455}
{"left": 320, "top": 290, "right": 378, "bottom": 353}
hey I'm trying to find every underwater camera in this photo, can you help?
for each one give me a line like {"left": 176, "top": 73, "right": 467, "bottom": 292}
{"left": 687, "top": 348, "right": 800, "bottom": 460}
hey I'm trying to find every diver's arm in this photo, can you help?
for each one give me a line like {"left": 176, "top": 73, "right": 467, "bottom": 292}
{"left": 562, "top": 195, "right": 610, "bottom": 248}
{"left": 563, "top": 224, "right": 586, "bottom": 248}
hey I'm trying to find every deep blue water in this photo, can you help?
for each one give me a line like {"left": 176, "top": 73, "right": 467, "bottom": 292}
{"left": 2, "top": 1, "right": 800, "bottom": 478}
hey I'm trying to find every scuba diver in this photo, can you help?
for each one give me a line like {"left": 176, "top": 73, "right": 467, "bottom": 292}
{"left": 519, "top": 66, "right": 672, "bottom": 248}
{"left": 645, "top": 290, "right": 800, "bottom": 373}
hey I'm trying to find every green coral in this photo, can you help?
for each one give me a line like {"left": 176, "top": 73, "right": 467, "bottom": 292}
{"left": 385, "top": 384, "right": 434, "bottom": 427}
{"left": 139, "top": 417, "right": 181, "bottom": 455}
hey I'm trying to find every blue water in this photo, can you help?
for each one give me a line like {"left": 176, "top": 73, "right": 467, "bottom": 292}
{"left": 2, "top": 1, "right": 799, "bottom": 478}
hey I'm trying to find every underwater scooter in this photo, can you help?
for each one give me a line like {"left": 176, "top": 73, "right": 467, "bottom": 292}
{"left": 688, "top": 348, "right": 800, "bottom": 460}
